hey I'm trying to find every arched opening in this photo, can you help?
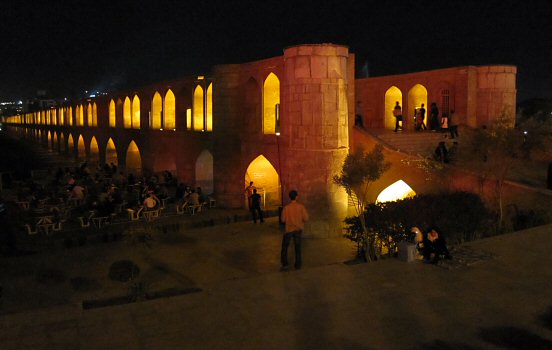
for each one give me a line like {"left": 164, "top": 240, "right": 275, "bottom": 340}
{"left": 53, "top": 132, "right": 58, "bottom": 151}
{"left": 109, "top": 99, "right": 116, "bottom": 127}
{"left": 126, "top": 140, "right": 142, "bottom": 175}
{"left": 123, "top": 97, "right": 131, "bottom": 128}
{"left": 151, "top": 92, "right": 162, "bottom": 129}
{"left": 193, "top": 85, "right": 204, "bottom": 131}
{"left": 77, "top": 135, "right": 86, "bottom": 160}
{"left": 385, "top": 86, "right": 403, "bottom": 130}
{"left": 89, "top": 136, "right": 100, "bottom": 164}
{"left": 263, "top": 72, "right": 280, "bottom": 135}
{"left": 408, "top": 84, "right": 428, "bottom": 127}
{"left": 60, "top": 133, "right": 66, "bottom": 152}
{"left": 164, "top": 89, "right": 176, "bottom": 130}
{"left": 68, "top": 106, "right": 73, "bottom": 126}
{"left": 105, "top": 138, "right": 118, "bottom": 166}
{"left": 376, "top": 180, "right": 416, "bottom": 203}
{"left": 206, "top": 83, "right": 213, "bottom": 131}
{"left": 67, "top": 134, "right": 74, "bottom": 154}
{"left": 87, "top": 103, "right": 93, "bottom": 126}
{"left": 245, "top": 155, "right": 280, "bottom": 209}
{"left": 78, "top": 104, "right": 84, "bottom": 126}
{"left": 92, "top": 102, "right": 98, "bottom": 126}
{"left": 195, "top": 150, "right": 214, "bottom": 195}
{"left": 47, "top": 131, "right": 52, "bottom": 149}
{"left": 132, "top": 95, "right": 140, "bottom": 129}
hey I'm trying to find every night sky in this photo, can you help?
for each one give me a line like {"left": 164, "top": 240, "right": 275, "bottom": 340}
{"left": 1, "top": 0, "right": 551, "bottom": 102}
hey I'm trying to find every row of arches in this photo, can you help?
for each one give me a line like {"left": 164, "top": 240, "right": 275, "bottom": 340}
{"left": 383, "top": 84, "right": 451, "bottom": 130}
{"left": 5, "top": 72, "right": 282, "bottom": 136}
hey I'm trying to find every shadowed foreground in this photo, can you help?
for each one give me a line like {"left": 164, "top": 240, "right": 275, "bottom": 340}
{"left": 0, "top": 219, "right": 551, "bottom": 349}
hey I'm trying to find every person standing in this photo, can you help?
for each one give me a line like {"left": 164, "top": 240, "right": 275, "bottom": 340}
{"left": 245, "top": 181, "right": 255, "bottom": 209}
{"left": 419, "top": 103, "right": 427, "bottom": 130}
{"left": 280, "top": 190, "right": 309, "bottom": 270}
{"left": 393, "top": 101, "right": 403, "bottom": 132}
{"left": 250, "top": 189, "right": 264, "bottom": 223}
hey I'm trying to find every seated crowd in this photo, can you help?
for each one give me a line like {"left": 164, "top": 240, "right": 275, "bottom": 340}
{"left": 13, "top": 163, "right": 213, "bottom": 232}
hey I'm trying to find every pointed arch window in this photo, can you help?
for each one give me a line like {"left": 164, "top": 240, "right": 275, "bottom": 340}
{"left": 132, "top": 95, "right": 140, "bottom": 129}
{"left": 93, "top": 102, "right": 98, "bottom": 126}
{"left": 263, "top": 73, "right": 280, "bottom": 134}
{"left": 193, "top": 85, "right": 204, "bottom": 131}
{"left": 164, "top": 89, "right": 176, "bottom": 130}
{"left": 123, "top": 97, "right": 131, "bottom": 128}
{"left": 109, "top": 100, "right": 116, "bottom": 127}
{"left": 87, "top": 103, "right": 93, "bottom": 126}
{"left": 151, "top": 92, "right": 162, "bottom": 129}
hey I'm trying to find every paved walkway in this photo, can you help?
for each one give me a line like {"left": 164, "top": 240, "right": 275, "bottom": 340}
{"left": 1, "top": 218, "right": 551, "bottom": 349}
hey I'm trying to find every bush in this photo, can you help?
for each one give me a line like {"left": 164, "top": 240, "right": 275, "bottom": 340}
{"left": 343, "top": 192, "right": 494, "bottom": 256}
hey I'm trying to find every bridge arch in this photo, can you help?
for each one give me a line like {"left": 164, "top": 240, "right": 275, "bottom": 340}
{"left": 244, "top": 154, "right": 280, "bottom": 209}
{"left": 125, "top": 140, "right": 142, "bottom": 175}
{"left": 105, "top": 138, "right": 118, "bottom": 166}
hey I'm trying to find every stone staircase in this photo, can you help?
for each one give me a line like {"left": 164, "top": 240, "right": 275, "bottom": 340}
{"left": 367, "top": 129, "right": 450, "bottom": 157}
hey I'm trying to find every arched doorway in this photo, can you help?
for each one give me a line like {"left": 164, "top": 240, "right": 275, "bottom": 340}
{"left": 376, "top": 180, "right": 416, "bottom": 203}
{"left": 195, "top": 150, "right": 213, "bottom": 195}
{"left": 77, "top": 135, "right": 86, "bottom": 160}
{"left": 384, "top": 86, "right": 402, "bottom": 130}
{"left": 89, "top": 136, "right": 100, "bottom": 164}
{"left": 52, "top": 132, "right": 58, "bottom": 150}
{"left": 67, "top": 134, "right": 74, "bottom": 155}
{"left": 105, "top": 138, "right": 118, "bottom": 166}
{"left": 408, "top": 84, "right": 428, "bottom": 128}
{"left": 244, "top": 155, "right": 280, "bottom": 209}
{"left": 60, "top": 133, "right": 66, "bottom": 152}
{"left": 47, "top": 131, "right": 52, "bottom": 149}
{"left": 126, "top": 140, "right": 142, "bottom": 175}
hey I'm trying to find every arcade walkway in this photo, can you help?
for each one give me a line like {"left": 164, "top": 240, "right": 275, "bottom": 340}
{"left": 1, "top": 218, "right": 551, "bottom": 349}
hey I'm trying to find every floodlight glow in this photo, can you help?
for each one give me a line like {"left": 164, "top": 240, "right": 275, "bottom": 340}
{"left": 376, "top": 180, "right": 416, "bottom": 203}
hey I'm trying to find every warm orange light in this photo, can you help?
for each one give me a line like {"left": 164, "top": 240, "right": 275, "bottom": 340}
{"left": 376, "top": 180, "right": 416, "bottom": 203}
{"left": 151, "top": 92, "right": 162, "bottom": 129}
{"left": 245, "top": 155, "right": 281, "bottom": 208}
{"left": 263, "top": 72, "right": 280, "bottom": 135}
{"left": 164, "top": 90, "right": 175, "bottom": 130}
{"left": 193, "top": 85, "right": 204, "bottom": 131}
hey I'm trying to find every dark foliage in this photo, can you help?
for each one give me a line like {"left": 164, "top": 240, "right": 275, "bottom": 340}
{"left": 343, "top": 192, "right": 495, "bottom": 254}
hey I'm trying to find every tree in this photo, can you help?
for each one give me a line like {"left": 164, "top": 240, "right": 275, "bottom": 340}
{"left": 459, "top": 114, "right": 529, "bottom": 231}
{"left": 333, "top": 144, "right": 390, "bottom": 261}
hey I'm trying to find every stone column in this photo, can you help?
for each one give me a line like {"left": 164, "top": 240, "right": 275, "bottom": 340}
{"left": 281, "top": 44, "right": 350, "bottom": 238}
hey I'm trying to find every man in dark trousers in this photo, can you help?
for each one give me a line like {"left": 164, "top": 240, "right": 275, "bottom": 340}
{"left": 250, "top": 188, "right": 263, "bottom": 223}
{"left": 280, "top": 190, "right": 309, "bottom": 270}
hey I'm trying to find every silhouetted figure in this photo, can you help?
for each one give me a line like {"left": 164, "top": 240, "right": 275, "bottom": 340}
{"left": 393, "top": 101, "right": 403, "bottom": 132}
{"left": 250, "top": 189, "right": 264, "bottom": 223}
{"left": 423, "top": 227, "right": 451, "bottom": 264}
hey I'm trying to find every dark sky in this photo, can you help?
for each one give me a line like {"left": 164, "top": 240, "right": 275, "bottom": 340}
{"left": 1, "top": 0, "right": 551, "bottom": 102}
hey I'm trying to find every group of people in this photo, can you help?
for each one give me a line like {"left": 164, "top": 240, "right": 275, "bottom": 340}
{"left": 410, "top": 226, "right": 451, "bottom": 264}
{"left": 393, "top": 101, "right": 459, "bottom": 137}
